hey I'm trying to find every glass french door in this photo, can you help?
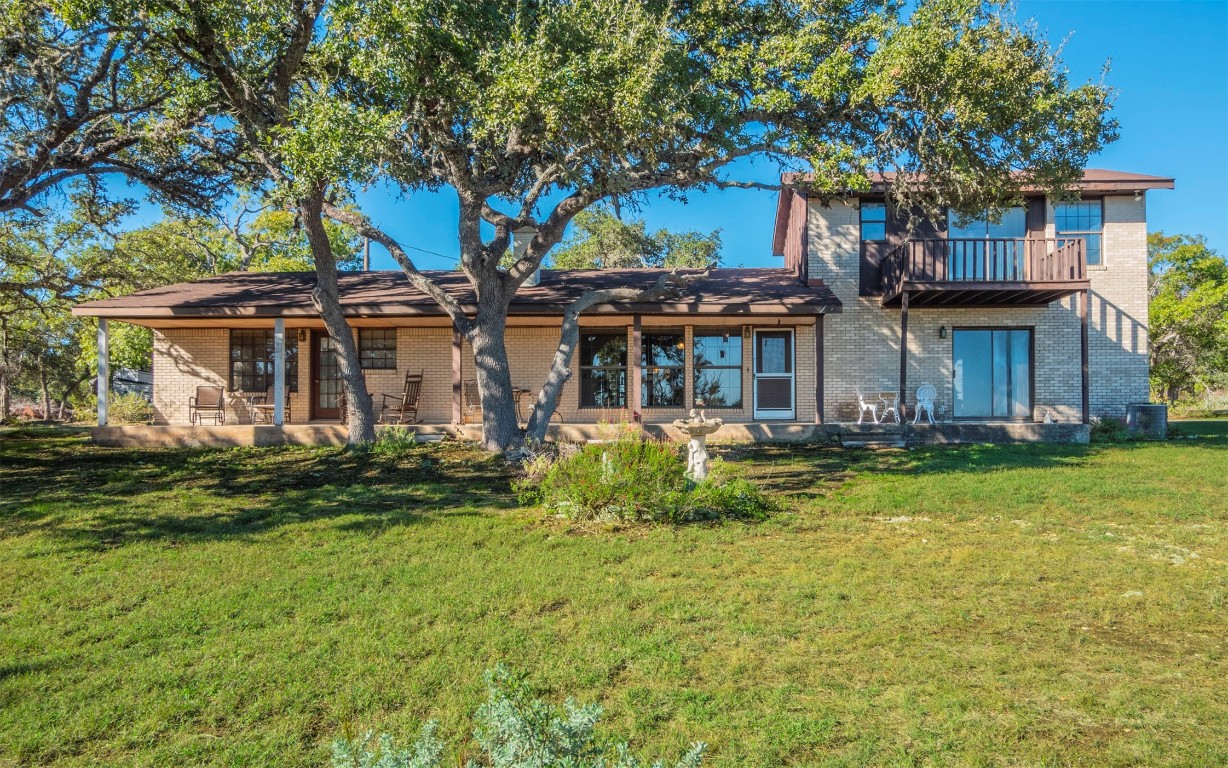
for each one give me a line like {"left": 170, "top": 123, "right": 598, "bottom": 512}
{"left": 753, "top": 330, "right": 794, "bottom": 419}
{"left": 952, "top": 329, "right": 1032, "bottom": 419}
{"left": 310, "top": 331, "right": 343, "bottom": 420}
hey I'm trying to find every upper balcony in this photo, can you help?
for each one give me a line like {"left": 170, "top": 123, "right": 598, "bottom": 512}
{"left": 879, "top": 237, "right": 1090, "bottom": 308}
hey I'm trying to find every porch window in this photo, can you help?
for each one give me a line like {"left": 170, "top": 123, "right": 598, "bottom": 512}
{"left": 642, "top": 332, "right": 684, "bottom": 408}
{"left": 359, "top": 328, "right": 397, "bottom": 370}
{"left": 693, "top": 332, "right": 742, "bottom": 408}
{"left": 861, "top": 201, "right": 887, "bottom": 241}
{"left": 229, "top": 329, "right": 298, "bottom": 393}
{"left": 578, "top": 332, "right": 627, "bottom": 408}
{"left": 1055, "top": 200, "right": 1103, "bottom": 265}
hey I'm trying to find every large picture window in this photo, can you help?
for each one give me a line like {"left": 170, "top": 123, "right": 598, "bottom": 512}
{"left": 579, "top": 332, "right": 627, "bottom": 408}
{"left": 1055, "top": 200, "right": 1103, "bottom": 265}
{"left": 359, "top": 328, "right": 397, "bottom": 370}
{"left": 693, "top": 332, "right": 742, "bottom": 409}
{"left": 230, "top": 329, "right": 298, "bottom": 393}
{"left": 642, "top": 332, "right": 684, "bottom": 408}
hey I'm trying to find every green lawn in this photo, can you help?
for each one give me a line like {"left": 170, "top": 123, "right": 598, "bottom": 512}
{"left": 1, "top": 425, "right": 1225, "bottom": 767}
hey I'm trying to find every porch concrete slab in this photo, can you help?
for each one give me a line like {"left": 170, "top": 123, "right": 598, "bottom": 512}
{"left": 92, "top": 420, "right": 1088, "bottom": 448}
{"left": 825, "top": 422, "right": 1090, "bottom": 446}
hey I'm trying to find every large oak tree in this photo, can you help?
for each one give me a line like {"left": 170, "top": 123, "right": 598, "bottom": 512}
{"left": 316, "top": 0, "right": 1116, "bottom": 450}
{"left": 67, "top": 0, "right": 1115, "bottom": 450}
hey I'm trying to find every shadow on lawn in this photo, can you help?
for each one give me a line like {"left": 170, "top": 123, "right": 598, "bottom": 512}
{"left": 716, "top": 430, "right": 1227, "bottom": 500}
{"left": 2, "top": 426, "right": 1223, "bottom": 548}
{"left": 0, "top": 432, "right": 515, "bottom": 549}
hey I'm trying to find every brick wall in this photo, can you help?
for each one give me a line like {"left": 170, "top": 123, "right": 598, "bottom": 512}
{"left": 807, "top": 194, "right": 1150, "bottom": 422}
{"left": 152, "top": 319, "right": 818, "bottom": 425}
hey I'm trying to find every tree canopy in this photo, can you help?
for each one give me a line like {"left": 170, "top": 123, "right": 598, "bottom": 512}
{"left": 22, "top": 0, "right": 1118, "bottom": 448}
{"left": 1148, "top": 232, "right": 1228, "bottom": 403}
{"left": 550, "top": 207, "right": 722, "bottom": 270}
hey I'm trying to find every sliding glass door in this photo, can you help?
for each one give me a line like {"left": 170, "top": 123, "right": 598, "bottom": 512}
{"left": 952, "top": 329, "right": 1032, "bottom": 419}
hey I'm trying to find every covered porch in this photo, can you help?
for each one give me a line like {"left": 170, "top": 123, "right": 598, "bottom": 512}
{"left": 74, "top": 267, "right": 844, "bottom": 442}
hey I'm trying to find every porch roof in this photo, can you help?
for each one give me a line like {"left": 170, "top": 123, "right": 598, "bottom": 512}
{"left": 73, "top": 267, "right": 842, "bottom": 321}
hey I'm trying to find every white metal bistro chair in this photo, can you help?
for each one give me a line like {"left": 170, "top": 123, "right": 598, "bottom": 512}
{"left": 855, "top": 389, "right": 878, "bottom": 425}
{"left": 913, "top": 384, "right": 937, "bottom": 424}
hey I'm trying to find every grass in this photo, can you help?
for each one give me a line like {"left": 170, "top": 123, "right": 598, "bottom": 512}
{"left": 0, "top": 423, "right": 1225, "bottom": 767}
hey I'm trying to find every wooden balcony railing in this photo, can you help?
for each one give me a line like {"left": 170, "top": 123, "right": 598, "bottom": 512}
{"left": 881, "top": 238, "right": 1088, "bottom": 298}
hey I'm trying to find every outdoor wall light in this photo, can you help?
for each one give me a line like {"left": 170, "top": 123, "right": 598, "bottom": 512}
{"left": 939, "top": 325, "right": 947, "bottom": 339}
{"left": 298, "top": 329, "right": 307, "bottom": 342}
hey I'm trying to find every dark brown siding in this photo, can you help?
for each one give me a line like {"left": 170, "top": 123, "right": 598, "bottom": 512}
{"left": 860, "top": 202, "right": 942, "bottom": 296}
{"left": 781, "top": 188, "right": 809, "bottom": 281}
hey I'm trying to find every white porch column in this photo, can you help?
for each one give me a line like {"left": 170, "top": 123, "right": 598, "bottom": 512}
{"left": 97, "top": 319, "right": 109, "bottom": 426}
{"left": 273, "top": 318, "right": 286, "bottom": 426}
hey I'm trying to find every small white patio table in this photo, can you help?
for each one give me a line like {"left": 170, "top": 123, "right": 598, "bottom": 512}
{"left": 877, "top": 391, "right": 902, "bottom": 424}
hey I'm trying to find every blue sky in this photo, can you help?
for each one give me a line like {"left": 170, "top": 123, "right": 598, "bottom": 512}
{"left": 352, "top": 1, "right": 1228, "bottom": 271}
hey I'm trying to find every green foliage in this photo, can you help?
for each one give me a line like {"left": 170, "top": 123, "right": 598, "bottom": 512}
{"left": 332, "top": 723, "right": 445, "bottom": 768}
{"left": 1089, "top": 416, "right": 1137, "bottom": 444}
{"left": 1148, "top": 232, "right": 1228, "bottom": 402}
{"left": 73, "top": 392, "right": 154, "bottom": 425}
{"left": 369, "top": 426, "right": 418, "bottom": 456}
{"left": 1168, "top": 390, "right": 1228, "bottom": 420}
{"left": 550, "top": 207, "right": 722, "bottom": 270}
{"left": 331, "top": 665, "right": 705, "bottom": 768}
{"left": 520, "top": 431, "right": 769, "bottom": 524}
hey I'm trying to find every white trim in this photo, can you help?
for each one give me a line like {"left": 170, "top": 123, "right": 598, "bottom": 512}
{"left": 273, "top": 318, "right": 286, "bottom": 426}
{"left": 752, "top": 328, "right": 795, "bottom": 420}
{"left": 97, "top": 319, "right": 109, "bottom": 426}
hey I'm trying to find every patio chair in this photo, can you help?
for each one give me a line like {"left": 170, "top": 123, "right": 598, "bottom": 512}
{"left": 855, "top": 389, "right": 878, "bottom": 425}
{"left": 878, "top": 391, "right": 901, "bottom": 424}
{"left": 380, "top": 370, "right": 423, "bottom": 424}
{"left": 188, "top": 385, "right": 226, "bottom": 425}
{"left": 249, "top": 385, "right": 292, "bottom": 424}
{"left": 913, "top": 384, "right": 937, "bottom": 425}
{"left": 462, "top": 378, "right": 482, "bottom": 424}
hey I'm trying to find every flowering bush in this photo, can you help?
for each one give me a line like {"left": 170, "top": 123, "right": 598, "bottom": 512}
{"left": 515, "top": 429, "right": 769, "bottom": 524}
{"left": 331, "top": 665, "right": 705, "bottom": 768}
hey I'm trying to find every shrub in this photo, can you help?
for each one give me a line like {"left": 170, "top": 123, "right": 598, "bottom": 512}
{"left": 1169, "top": 389, "right": 1228, "bottom": 419}
{"left": 331, "top": 665, "right": 705, "bottom": 768}
{"left": 1090, "top": 416, "right": 1136, "bottom": 443}
{"left": 73, "top": 392, "right": 154, "bottom": 425}
{"left": 517, "top": 430, "right": 769, "bottom": 524}
{"left": 371, "top": 425, "right": 418, "bottom": 456}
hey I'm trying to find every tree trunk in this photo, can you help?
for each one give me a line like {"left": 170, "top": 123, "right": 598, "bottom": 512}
{"left": 300, "top": 191, "right": 377, "bottom": 445}
{"left": 0, "top": 318, "right": 10, "bottom": 421}
{"left": 0, "top": 369, "right": 9, "bottom": 423}
{"left": 525, "top": 305, "right": 583, "bottom": 443}
{"left": 468, "top": 308, "right": 523, "bottom": 452}
{"left": 39, "top": 367, "right": 51, "bottom": 422}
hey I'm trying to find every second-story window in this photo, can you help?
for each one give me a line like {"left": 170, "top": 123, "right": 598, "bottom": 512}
{"left": 946, "top": 207, "right": 1027, "bottom": 239}
{"left": 1055, "top": 200, "right": 1103, "bottom": 265}
{"left": 861, "top": 201, "right": 887, "bottom": 241}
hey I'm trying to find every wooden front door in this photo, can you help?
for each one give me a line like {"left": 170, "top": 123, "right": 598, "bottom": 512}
{"left": 310, "top": 331, "right": 343, "bottom": 420}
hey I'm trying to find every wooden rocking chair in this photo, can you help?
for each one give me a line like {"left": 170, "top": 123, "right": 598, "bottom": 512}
{"left": 380, "top": 370, "right": 424, "bottom": 424}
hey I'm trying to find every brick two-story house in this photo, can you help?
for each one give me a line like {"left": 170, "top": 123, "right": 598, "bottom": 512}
{"left": 74, "top": 168, "right": 1172, "bottom": 446}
